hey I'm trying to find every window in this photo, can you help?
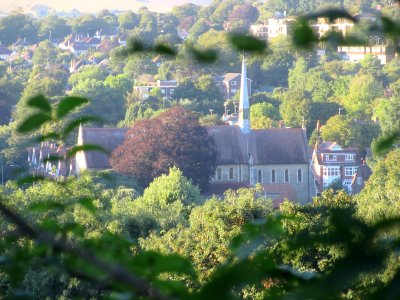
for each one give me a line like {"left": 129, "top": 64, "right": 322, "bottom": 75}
{"left": 323, "top": 166, "right": 340, "bottom": 177}
{"left": 217, "top": 168, "right": 222, "bottom": 180}
{"left": 297, "top": 169, "right": 302, "bottom": 182}
{"left": 345, "top": 154, "right": 355, "bottom": 161}
{"left": 230, "top": 81, "right": 236, "bottom": 86}
{"left": 170, "top": 88, "right": 174, "bottom": 94}
{"left": 284, "top": 169, "right": 289, "bottom": 183}
{"left": 161, "top": 88, "right": 165, "bottom": 94}
{"left": 345, "top": 166, "right": 358, "bottom": 176}
{"left": 229, "top": 168, "right": 234, "bottom": 180}
{"left": 271, "top": 169, "right": 276, "bottom": 183}
{"left": 257, "top": 170, "right": 262, "bottom": 183}
{"left": 231, "top": 88, "right": 237, "bottom": 93}
{"left": 325, "top": 154, "right": 337, "bottom": 161}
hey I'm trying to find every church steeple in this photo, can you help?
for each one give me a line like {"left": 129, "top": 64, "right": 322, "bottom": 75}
{"left": 238, "top": 56, "right": 251, "bottom": 134}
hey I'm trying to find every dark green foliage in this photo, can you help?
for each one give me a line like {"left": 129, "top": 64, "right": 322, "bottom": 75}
{"left": 2, "top": 5, "right": 400, "bottom": 299}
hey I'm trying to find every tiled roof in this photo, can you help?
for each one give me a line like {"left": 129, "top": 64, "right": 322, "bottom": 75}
{"left": 79, "top": 127, "right": 128, "bottom": 169}
{"left": 207, "top": 126, "right": 309, "bottom": 165}
{"left": 79, "top": 125, "right": 309, "bottom": 171}
{"left": 223, "top": 73, "right": 240, "bottom": 82}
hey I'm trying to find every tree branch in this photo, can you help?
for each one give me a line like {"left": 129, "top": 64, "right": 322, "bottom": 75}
{"left": 0, "top": 200, "right": 170, "bottom": 300}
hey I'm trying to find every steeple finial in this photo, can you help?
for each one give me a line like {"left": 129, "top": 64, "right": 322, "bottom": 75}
{"left": 238, "top": 55, "right": 251, "bottom": 134}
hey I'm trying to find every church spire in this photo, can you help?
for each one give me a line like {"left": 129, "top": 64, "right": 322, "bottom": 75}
{"left": 238, "top": 55, "right": 251, "bottom": 134}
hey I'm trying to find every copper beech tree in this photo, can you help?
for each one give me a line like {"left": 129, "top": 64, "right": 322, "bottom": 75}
{"left": 110, "top": 106, "right": 218, "bottom": 190}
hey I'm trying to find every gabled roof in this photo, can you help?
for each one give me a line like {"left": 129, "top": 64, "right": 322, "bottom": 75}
{"left": 207, "top": 126, "right": 309, "bottom": 165}
{"left": 78, "top": 127, "right": 128, "bottom": 169}
{"left": 0, "top": 46, "right": 11, "bottom": 55}
{"left": 223, "top": 73, "right": 241, "bottom": 82}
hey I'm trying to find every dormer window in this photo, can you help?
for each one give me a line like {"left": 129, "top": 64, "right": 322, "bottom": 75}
{"left": 325, "top": 154, "right": 337, "bottom": 161}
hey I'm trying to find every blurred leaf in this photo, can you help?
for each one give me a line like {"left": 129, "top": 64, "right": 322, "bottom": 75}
{"left": 43, "top": 155, "right": 61, "bottom": 164}
{"left": 66, "top": 144, "right": 109, "bottom": 159}
{"left": 17, "top": 113, "right": 52, "bottom": 133}
{"left": 126, "top": 40, "right": 147, "bottom": 54}
{"left": 78, "top": 198, "right": 97, "bottom": 213}
{"left": 130, "top": 251, "right": 196, "bottom": 279}
{"left": 63, "top": 116, "right": 104, "bottom": 137}
{"left": 154, "top": 44, "right": 177, "bottom": 56}
{"left": 381, "top": 16, "right": 400, "bottom": 35}
{"left": 320, "top": 31, "right": 367, "bottom": 47}
{"left": 36, "top": 133, "right": 61, "bottom": 142}
{"left": 292, "top": 18, "right": 318, "bottom": 49}
{"left": 189, "top": 47, "right": 218, "bottom": 63}
{"left": 373, "top": 132, "right": 399, "bottom": 156}
{"left": 17, "top": 175, "right": 45, "bottom": 185}
{"left": 26, "top": 95, "right": 51, "bottom": 113}
{"left": 56, "top": 96, "right": 89, "bottom": 119}
{"left": 229, "top": 34, "right": 267, "bottom": 53}
{"left": 29, "top": 201, "right": 66, "bottom": 212}
{"left": 303, "top": 8, "right": 358, "bottom": 23}
{"left": 39, "top": 219, "right": 63, "bottom": 233}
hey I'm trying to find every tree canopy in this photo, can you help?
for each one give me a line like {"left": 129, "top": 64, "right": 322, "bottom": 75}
{"left": 111, "top": 106, "right": 218, "bottom": 190}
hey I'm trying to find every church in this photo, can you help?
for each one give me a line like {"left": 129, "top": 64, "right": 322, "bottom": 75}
{"left": 206, "top": 59, "right": 314, "bottom": 204}
{"left": 74, "top": 59, "right": 315, "bottom": 205}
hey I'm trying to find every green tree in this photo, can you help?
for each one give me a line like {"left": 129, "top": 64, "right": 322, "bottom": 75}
{"left": 141, "top": 186, "right": 273, "bottom": 282}
{"left": 356, "top": 149, "right": 400, "bottom": 223}
{"left": 320, "top": 115, "right": 379, "bottom": 149}
{"left": 279, "top": 90, "right": 310, "bottom": 127}
{"left": 38, "top": 15, "right": 71, "bottom": 40}
{"left": 341, "top": 74, "right": 384, "bottom": 119}
{"left": 0, "top": 12, "right": 38, "bottom": 45}
{"left": 250, "top": 102, "right": 280, "bottom": 129}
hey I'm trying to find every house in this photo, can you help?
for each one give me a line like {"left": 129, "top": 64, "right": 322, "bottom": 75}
{"left": 27, "top": 143, "right": 76, "bottom": 179}
{"left": 215, "top": 73, "right": 252, "bottom": 100}
{"left": 95, "top": 38, "right": 119, "bottom": 53}
{"left": 133, "top": 80, "right": 178, "bottom": 100}
{"left": 0, "top": 46, "right": 11, "bottom": 60}
{"left": 75, "top": 128, "right": 128, "bottom": 173}
{"left": 338, "top": 45, "right": 395, "bottom": 64}
{"left": 75, "top": 59, "right": 314, "bottom": 205}
{"left": 311, "top": 141, "right": 370, "bottom": 194}
{"left": 59, "top": 35, "right": 90, "bottom": 56}
{"left": 250, "top": 18, "right": 296, "bottom": 41}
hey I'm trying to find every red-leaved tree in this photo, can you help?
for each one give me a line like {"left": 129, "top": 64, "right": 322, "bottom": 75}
{"left": 110, "top": 106, "right": 218, "bottom": 191}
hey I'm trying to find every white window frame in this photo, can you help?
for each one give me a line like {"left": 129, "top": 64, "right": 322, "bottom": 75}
{"left": 230, "top": 81, "right": 236, "bottom": 86}
{"left": 345, "top": 166, "right": 358, "bottom": 176}
{"left": 325, "top": 154, "right": 337, "bottom": 162}
{"left": 345, "top": 154, "right": 355, "bottom": 161}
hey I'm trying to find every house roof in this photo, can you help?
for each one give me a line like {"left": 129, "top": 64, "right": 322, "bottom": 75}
{"left": 71, "top": 42, "right": 90, "bottom": 51}
{"left": 78, "top": 125, "right": 308, "bottom": 171}
{"left": 79, "top": 127, "right": 128, "bottom": 169}
{"left": 207, "top": 126, "right": 309, "bottom": 165}
{"left": 223, "top": 73, "right": 241, "bottom": 82}
{"left": 0, "top": 46, "right": 11, "bottom": 55}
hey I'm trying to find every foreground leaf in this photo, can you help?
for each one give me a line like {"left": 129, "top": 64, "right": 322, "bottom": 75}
{"left": 26, "top": 95, "right": 51, "bottom": 113}
{"left": 17, "top": 113, "right": 52, "bottom": 133}
{"left": 67, "top": 144, "right": 109, "bottom": 159}
{"left": 56, "top": 96, "right": 89, "bottom": 118}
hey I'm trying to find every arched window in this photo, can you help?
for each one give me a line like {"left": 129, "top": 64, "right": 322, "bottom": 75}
{"left": 285, "top": 169, "right": 289, "bottom": 183}
{"left": 271, "top": 169, "right": 276, "bottom": 183}
{"left": 257, "top": 170, "right": 262, "bottom": 183}
{"left": 297, "top": 169, "right": 302, "bottom": 182}
{"left": 217, "top": 168, "right": 222, "bottom": 180}
{"left": 229, "top": 168, "right": 234, "bottom": 180}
